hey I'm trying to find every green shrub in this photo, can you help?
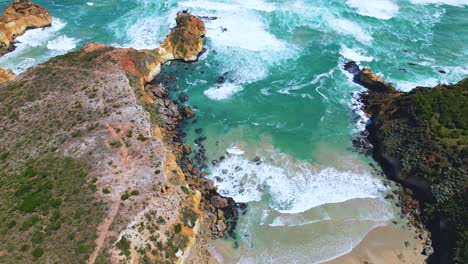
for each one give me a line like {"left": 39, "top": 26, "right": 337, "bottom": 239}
{"left": 121, "top": 193, "right": 130, "bottom": 201}
{"left": 102, "top": 188, "right": 111, "bottom": 194}
{"left": 137, "top": 134, "right": 148, "bottom": 141}
{"left": 181, "top": 186, "right": 190, "bottom": 195}
{"left": 174, "top": 224, "right": 182, "bottom": 234}
{"left": 32, "top": 248, "right": 44, "bottom": 258}
{"left": 126, "top": 130, "right": 133, "bottom": 138}
{"left": 109, "top": 141, "right": 122, "bottom": 148}
{"left": 116, "top": 236, "right": 131, "bottom": 256}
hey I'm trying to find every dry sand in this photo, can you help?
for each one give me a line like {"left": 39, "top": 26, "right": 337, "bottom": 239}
{"left": 325, "top": 225, "right": 427, "bottom": 264}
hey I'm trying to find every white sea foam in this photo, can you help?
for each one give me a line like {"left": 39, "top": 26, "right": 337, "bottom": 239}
{"left": 409, "top": 0, "right": 468, "bottom": 6}
{"left": 208, "top": 154, "right": 387, "bottom": 214}
{"left": 339, "top": 45, "right": 374, "bottom": 62}
{"left": 204, "top": 83, "right": 244, "bottom": 100}
{"left": 47, "top": 35, "right": 77, "bottom": 51}
{"left": 86, "top": 2, "right": 94, "bottom": 6}
{"left": 328, "top": 18, "right": 373, "bottom": 44}
{"left": 351, "top": 91, "right": 370, "bottom": 132}
{"left": 13, "top": 18, "right": 66, "bottom": 48}
{"left": 183, "top": 1, "right": 293, "bottom": 100}
{"left": 125, "top": 17, "right": 167, "bottom": 49}
{"left": 0, "top": 18, "right": 75, "bottom": 74}
{"left": 346, "top": 0, "right": 399, "bottom": 20}
{"left": 226, "top": 145, "right": 245, "bottom": 155}
{"left": 202, "top": 10, "right": 285, "bottom": 52}
{"left": 395, "top": 77, "right": 441, "bottom": 92}
{"left": 179, "top": 0, "right": 276, "bottom": 12}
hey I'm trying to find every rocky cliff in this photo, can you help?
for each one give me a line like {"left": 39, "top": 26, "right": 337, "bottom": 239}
{"left": 0, "top": 11, "right": 228, "bottom": 264}
{"left": 0, "top": 0, "right": 52, "bottom": 56}
{"left": 346, "top": 62, "right": 467, "bottom": 264}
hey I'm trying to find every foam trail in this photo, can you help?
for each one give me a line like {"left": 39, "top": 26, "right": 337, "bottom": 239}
{"left": 204, "top": 83, "right": 244, "bottom": 100}
{"left": 328, "top": 18, "right": 373, "bottom": 44}
{"left": 339, "top": 45, "right": 374, "bottom": 62}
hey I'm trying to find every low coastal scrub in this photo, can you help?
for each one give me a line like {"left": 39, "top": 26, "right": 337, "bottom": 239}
{"left": 0, "top": 157, "right": 104, "bottom": 263}
{"left": 368, "top": 79, "right": 467, "bottom": 262}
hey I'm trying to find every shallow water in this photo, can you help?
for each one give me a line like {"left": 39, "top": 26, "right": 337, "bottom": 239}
{"left": 1, "top": 0, "right": 467, "bottom": 262}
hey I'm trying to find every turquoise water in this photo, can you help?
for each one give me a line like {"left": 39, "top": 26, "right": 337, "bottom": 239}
{"left": 1, "top": 0, "right": 467, "bottom": 262}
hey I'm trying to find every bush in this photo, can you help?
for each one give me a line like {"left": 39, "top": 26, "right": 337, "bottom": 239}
{"left": 102, "top": 188, "right": 111, "bottom": 194}
{"left": 121, "top": 193, "right": 130, "bottom": 201}
{"left": 137, "top": 134, "right": 148, "bottom": 141}
{"left": 174, "top": 224, "right": 182, "bottom": 234}
{"left": 32, "top": 248, "right": 44, "bottom": 258}
{"left": 181, "top": 186, "right": 190, "bottom": 195}
{"left": 116, "top": 236, "right": 131, "bottom": 256}
{"left": 109, "top": 141, "right": 122, "bottom": 148}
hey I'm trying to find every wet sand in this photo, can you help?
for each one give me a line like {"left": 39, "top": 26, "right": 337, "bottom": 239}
{"left": 325, "top": 225, "right": 427, "bottom": 264}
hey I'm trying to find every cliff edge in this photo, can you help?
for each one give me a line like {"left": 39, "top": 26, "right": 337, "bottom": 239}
{"left": 0, "top": 12, "right": 223, "bottom": 264}
{"left": 346, "top": 62, "right": 467, "bottom": 264}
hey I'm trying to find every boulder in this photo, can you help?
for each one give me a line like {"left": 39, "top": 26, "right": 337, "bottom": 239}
{"left": 181, "top": 105, "right": 195, "bottom": 119}
{"left": 210, "top": 196, "right": 228, "bottom": 209}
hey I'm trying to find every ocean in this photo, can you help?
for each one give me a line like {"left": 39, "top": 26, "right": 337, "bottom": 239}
{"left": 1, "top": 0, "right": 467, "bottom": 262}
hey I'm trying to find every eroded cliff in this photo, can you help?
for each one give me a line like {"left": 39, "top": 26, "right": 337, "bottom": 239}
{"left": 0, "top": 12, "right": 223, "bottom": 264}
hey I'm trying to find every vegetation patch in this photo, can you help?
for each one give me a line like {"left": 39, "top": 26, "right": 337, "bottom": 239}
{"left": 0, "top": 157, "right": 104, "bottom": 263}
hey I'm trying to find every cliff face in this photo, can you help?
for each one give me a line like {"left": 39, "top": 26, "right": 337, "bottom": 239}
{"left": 0, "top": 0, "right": 52, "bottom": 55}
{"left": 347, "top": 63, "right": 467, "bottom": 264}
{"left": 0, "top": 12, "right": 214, "bottom": 264}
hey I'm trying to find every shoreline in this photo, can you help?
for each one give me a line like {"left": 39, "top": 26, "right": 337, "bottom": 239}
{"left": 325, "top": 224, "right": 427, "bottom": 264}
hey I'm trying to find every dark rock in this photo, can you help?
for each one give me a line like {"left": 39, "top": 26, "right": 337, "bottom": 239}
{"left": 181, "top": 106, "right": 195, "bottom": 119}
{"left": 195, "top": 128, "right": 203, "bottom": 134}
{"left": 216, "top": 76, "right": 226, "bottom": 84}
{"left": 178, "top": 92, "right": 189, "bottom": 102}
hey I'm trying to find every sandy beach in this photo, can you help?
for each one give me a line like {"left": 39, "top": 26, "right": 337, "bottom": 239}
{"left": 325, "top": 225, "right": 427, "bottom": 264}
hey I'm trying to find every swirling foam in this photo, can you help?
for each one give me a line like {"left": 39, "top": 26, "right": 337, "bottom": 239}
{"left": 208, "top": 151, "right": 387, "bottom": 214}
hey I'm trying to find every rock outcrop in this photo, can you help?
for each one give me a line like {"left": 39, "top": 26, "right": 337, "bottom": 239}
{"left": 0, "top": 67, "right": 15, "bottom": 82}
{"left": 0, "top": 11, "right": 227, "bottom": 264}
{"left": 346, "top": 62, "right": 468, "bottom": 264}
{"left": 0, "top": 0, "right": 52, "bottom": 55}
{"left": 344, "top": 61, "right": 396, "bottom": 93}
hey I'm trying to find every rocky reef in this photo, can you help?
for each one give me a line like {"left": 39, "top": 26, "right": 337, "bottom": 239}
{"left": 346, "top": 62, "right": 467, "bottom": 264}
{"left": 0, "top": 0, "right": 52, "bottom": 56}
{"left": 0, "top": 11, "right": 234, "bottom": 264}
